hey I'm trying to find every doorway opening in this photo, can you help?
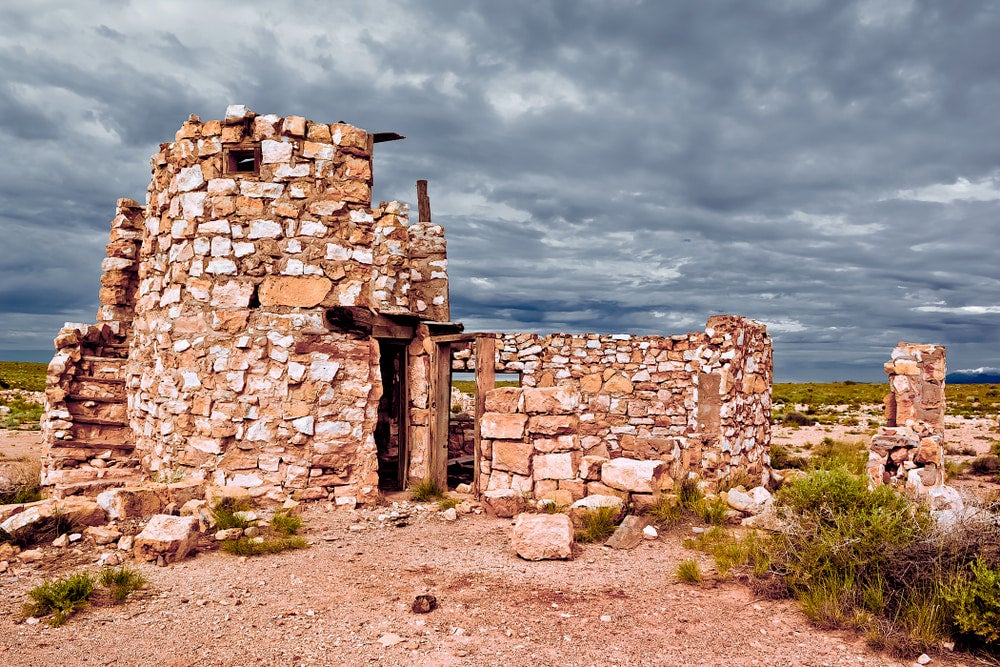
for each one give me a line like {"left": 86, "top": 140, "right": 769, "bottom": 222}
{"left": 375, "top": 340, "right": 407, "bottom": 491}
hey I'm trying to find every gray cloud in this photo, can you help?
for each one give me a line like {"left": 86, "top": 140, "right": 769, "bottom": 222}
{"left": 1, "top": 0, "right": 998, "bottom": 381}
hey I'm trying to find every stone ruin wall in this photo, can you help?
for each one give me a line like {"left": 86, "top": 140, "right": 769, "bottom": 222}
{"left": 454, "top": 315, "right": 772, "bottom": 501}
{"left": 867, "top": 342, "right": 946, "bottom": 497}
{"left": 43, "top": 108, "right": 449, "bottom": 505}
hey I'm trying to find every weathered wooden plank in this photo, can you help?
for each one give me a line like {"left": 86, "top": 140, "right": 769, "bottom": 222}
{"left": 473, "top": 335, "right": 496, "bottom": 497}
{"left": 417, "top": 179, "right": 431, "bottom": 222}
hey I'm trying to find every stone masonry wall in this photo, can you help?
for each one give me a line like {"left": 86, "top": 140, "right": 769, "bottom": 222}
{"left": 867, "top": 342, "right": 946, "bottom": 497}
{"left": 473, "top": 316, "right": 772, "bottom": 501}
{"left": 42, "top": 107, "right": 450, "bottom": 504}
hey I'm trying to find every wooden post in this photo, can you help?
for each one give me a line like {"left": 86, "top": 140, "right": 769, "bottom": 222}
{"left": 473, "top": 335, "right": 496, "bottom": 497}
{"left": 427, "top": 341, "right": 451, "bottom": 488}
{"left": 416, "top": 179, "right": 431, "bottom": 222}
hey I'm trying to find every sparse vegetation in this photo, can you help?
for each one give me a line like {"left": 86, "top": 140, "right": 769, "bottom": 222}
{"left": 437, "top": 496, "right": 459, "bottom": 510}
{"left": 0, "top": 361, "right": 47, "bottom": 392}
{"left": 0, "top": 462, "right": 43, "bottom": 505}
{"left": 410, "top": 478, "right": 447, "bottom": 502}
{"left": 676, "top": 559, "right": 702, "bottom": 583}
{"left": 99, "top": 566, "right": 147, "bottom": 603}
{"left": 574, "top": 505, "right": 619, "bottom": 543}
{"left": 211, "top": 496, "right": 254, "bottom": 530}
{"left": 270, "top": 509, "right": 303, "bottom": 536}
{"left": 0, "top": 393, "right": 43, "bottom": 430}
{"left": 220, "top": 535, "right": 308, "bottom": 556}
{"left": 693, "top": 496, "right": 731, "bottom": 526}
{"left": 677, "top": 477, "right": 703, "bottom": 509}
{"left": 24, "top": 572, "right": 95, "bottom": 626}
{"left": 646, "top": 494, "right": 682, "bottom": 528}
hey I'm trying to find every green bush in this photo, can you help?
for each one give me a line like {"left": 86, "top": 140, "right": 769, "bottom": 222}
{"left": 677, "top": 477, "right": 703, "bottom": 509}
{"left": 24, "top": 572, "right": 95, "bottom": 626}
{"left": 270, "top": 510, "right": 302, "bottom": 536}
{"left": 410, "top": 478, "right": 447, "bottom": 502}
{"left": 781, "top": 411, "right": 815, "bottom": 426}
{"left": 694, "top": 497, "right": 731, "bottom": 526}
{"left": 646, "top": 494, "right": 682, "bottom": 528}
{"left": 221, "top": 535, "right": 308, "bottom": 556}
{"left": 809, "top": 437, "right": 868, "bottom": 475}
{"left": 574, "top": 506, "right": 619, "bottom": 543}
{"left": 676, "top": 559, "right": 702, "bottom": 583}
{"left": 212, "top": 497, "right": 254, "bottom": 530}
{"left": 969, "top": 454, "right": 1000, "bottom": 475}
{"left": 99, "top": 566, "right": 146, "bottom": 602}
{"left": 769, "top": 443, "right": 808, "bottom": 470}
{"left": 944, "top": 557, "right": 1000, "bottom": 646}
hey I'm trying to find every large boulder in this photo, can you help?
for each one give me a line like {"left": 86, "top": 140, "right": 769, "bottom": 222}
{"left": 0, "top": 498, "right": 105, "bottom": 543}
{"left": 512, "top": 513, "right": 574, "bottom": 561}
{"left": 134, "top": 514, "right": 200, "bottom": 564}
{"left": 97, "top": 487, "right": 166, "bottom": 520}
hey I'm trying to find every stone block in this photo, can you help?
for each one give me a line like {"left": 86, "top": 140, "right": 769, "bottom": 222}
{"left": 527, "top": 415, "right": 578, "bottom": 436}
{"left": 523, "top": 386, "right": 579, "bottom": 414}
{"left": 484, "top": 387, "right": 523, "bottom": 413}
{"left": 511, "top": 513, "right": 574, "bottom": 561}
{"left": 579, "top": 455, "right": 609, "bottom": 481}
{"left": 533, "top": 452, "right": 575, "bottom": 480}
{"left": 96, "top": 487, "right": 166, "bottom": 521}
{"left": 258, "top": 276, "right": 332, "bottom": 307}
{"left": 492, "top": 440, "right": 533, "bottom": 476}
{"left": 134, "top": 514, "right": 200, "bottom": 564}
{"left": 481, "top": 413, "right": 527, "bottom": 440}
{"left": 601, "top": 458, "right": 665, "bottom": 493}
{"left": 483, "top": 489, "right": 525, "bottom": 518}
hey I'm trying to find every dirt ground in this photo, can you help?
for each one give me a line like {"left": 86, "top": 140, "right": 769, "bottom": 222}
{"left": 0, "top": 417, "right": 996, "bottom": 666}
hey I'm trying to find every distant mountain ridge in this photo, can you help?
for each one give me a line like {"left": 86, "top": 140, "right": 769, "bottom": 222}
{"left": 946, "top": 368, "right": 1000, "bottom": 384}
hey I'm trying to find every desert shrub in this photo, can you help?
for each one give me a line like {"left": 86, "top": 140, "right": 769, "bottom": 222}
{"left": 944, "top": 460, "right": 970, "bottom": 481}
{"left": 943, "top": 557, "right": 1000, "bottom": 646}
{"left": 99, "top": 566, "right": 146, "bottom": 602}
{"left": 574, "top": 506, "right": 619, "bottom": 543}
{"left": 269, "top": 510, "right": 302, "bottom": 536}
{"left": 781, "top": 411, "right": 815, "bottom": 427}
{"left": 676, "top": 559, "right": 702, "bottom": 583}
{"left": 970, "top": 454, "right": 1000, "bottom": 475}
{"left": 221, "top": 535, "right": 308, "bottom": 556}
{"left": 809, "top": 437, "right": 868, "bottom": 474}
{"left": 646, "top": 494, "right": 682, "bottom": 528}
{"left": 991, "top": 440, "right": 1000, "bottom": 457}
{"left": 0, "top": 394, "right": 43, "bottom": 429}
{"left": 0, "top": 468, "right": 43, "bottom": 505}
{"left": 694, "top": 497, "right": 731, "bottom": 526}
{"left": 410, "top": 478, "right": 447, "bottom": 502}
{"left": 769, "top": 443, "right": 808, "bottom": 470}
{"left": 24, "top": 572, "right": 95, "bottom": 626}
{"left": 212, "top": 496, "right": 254, "bottom": 530}
{"left": 717, "top": 469, "right": 757, "bottom": 492}
{"left": 677, "top": 477, "right": 703, "bottom": 509}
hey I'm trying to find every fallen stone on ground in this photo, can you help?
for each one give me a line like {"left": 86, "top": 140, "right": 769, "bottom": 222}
{"left": 511, "top": 512, "right": 574, "bottom": 560}
{"left": 134, "top": 514, "right": 200, "bottom": 564}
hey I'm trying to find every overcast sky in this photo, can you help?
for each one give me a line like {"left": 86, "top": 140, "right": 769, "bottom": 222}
{"left": 1, "top": 1, "right": 998, "bottom": 381}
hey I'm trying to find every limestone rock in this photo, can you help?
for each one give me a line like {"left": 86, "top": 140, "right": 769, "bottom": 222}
{"left": 605, "top": 515, "right": 647, "bottom": 550}
{"left": 600, "top": 458, "right": 664, "bottom": 493}
{"left": 84, "top": 525, "right": 123, "bottom": 545}
{"left": 134, "top": 514, "right": 200, "bottom": 564}
{"left": 97, "top": 487, "right": 165, "bottom": 521}
{"left": 512, "top": 513, "right": 574, "bottom": 561}
{"left": 483, "top": 489, "right": 526, "bottom": 518}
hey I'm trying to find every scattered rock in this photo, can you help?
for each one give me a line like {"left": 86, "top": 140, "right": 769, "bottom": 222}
{"left": 484, "top": 489, "right": 525, "bottom": 518}
{"left": 19, "top": 548, "right": 42, "bottom": 563}
{"left": 215, "top": 528, "right": 243, "bottom": 541}
{"left": 134, "top": 514, "right": 200, "bottom": 564}
{"left": 916, "top": 653, "right": 931, "bottom": 665}
{"left": 642, "top": 525, "right": 658, "bottom": 540}
{"left": 85, "top": 525, "right": 122, "bottom": 545}
{"left": 512, "top": 513, "right": 574, "bottom": 561}
{"left": 605, "top": 515, "right": 647, "bottom": 550}
{"left": 440, "top": 508, "right": 457, "bottom": 521}
{"left": 378, "top": 633, "right": 404, "bottom": 647}
{"left": 52, "top": 533, "right": 69, "bottom": 548}
{"left": 412, "top": 594, "right": 438, "bottom": 614}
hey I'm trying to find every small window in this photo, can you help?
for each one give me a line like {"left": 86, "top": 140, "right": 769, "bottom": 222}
{"left": 224, "top": 145, "right": 261, "bottom": 175}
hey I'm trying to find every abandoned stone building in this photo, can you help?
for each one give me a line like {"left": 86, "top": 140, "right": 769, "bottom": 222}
{"left": 41, "top": 106, "right": 773, "bottom": 507}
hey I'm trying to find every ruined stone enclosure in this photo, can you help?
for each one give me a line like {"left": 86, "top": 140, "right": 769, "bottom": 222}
{"left": 41, "top": 106, "right": 774, "bottom": 506}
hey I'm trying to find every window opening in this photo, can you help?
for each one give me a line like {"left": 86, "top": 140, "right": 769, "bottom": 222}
{"left": 224, "top": 145, "right": 261, "bottom": 175}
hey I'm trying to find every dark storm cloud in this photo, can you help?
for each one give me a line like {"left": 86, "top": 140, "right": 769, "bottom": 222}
{"left": 1, "top": 0, "right": 998, "bottom": 380}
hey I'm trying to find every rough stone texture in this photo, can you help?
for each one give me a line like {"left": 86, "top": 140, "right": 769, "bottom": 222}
{"left": 867, "top": 343, "right": 947, "bottom": 499}
{"left": 134, "top": 514, "right": 200, "bottom": 563}
{"left": 483, "top": 489, "right": 526, "bottom": 518}
{"left": 40, "top": 109, "right": 451, "bottom": 504}
{"left": 605, "top": 514, "right": 647, "bottom": 550}
{"left": 601, "top": 458, "right": 665, "bottom": 493}
{"left": 511, "top": 513, "right": 574, "bottom": 561}
{"left": 469, "top": 316, "right": 772, "bottom": 500}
